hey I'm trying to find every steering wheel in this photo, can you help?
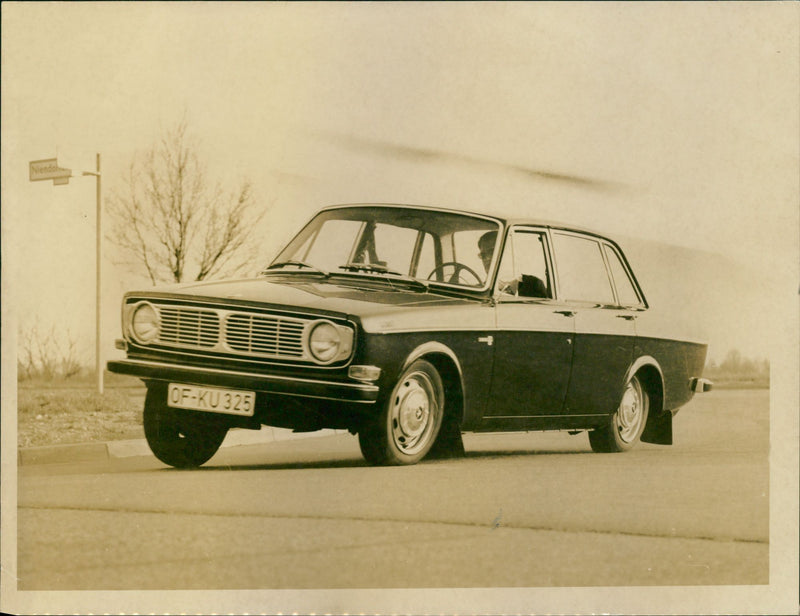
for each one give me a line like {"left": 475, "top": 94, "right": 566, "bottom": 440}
{"left": 426, "top": 261, "right": 483, "bottom": 286}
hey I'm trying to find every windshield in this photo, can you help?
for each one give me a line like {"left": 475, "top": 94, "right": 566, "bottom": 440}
{"left": 268, "top": 206, "right": 503, "bottom": 289}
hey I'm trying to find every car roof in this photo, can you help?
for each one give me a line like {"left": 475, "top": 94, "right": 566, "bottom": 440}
{"left": 320, "top": 202, "right": 619, "bottom": 245}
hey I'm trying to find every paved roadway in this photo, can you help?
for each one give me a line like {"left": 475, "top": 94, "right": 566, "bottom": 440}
{"left": 17, "top": 389, "right": 768, "bottom": 590}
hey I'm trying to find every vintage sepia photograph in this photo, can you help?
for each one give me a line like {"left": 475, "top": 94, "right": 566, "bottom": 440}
{"left": 2, "top": 2, "right": 798, "bottom": 614}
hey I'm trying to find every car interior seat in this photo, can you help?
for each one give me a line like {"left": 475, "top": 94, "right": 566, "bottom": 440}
{"left": 518, "top": 274, "right": 549, "bottom": 298}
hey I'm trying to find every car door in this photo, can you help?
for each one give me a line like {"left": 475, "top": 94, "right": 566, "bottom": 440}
{"left": 551, "top": 232, "right": 639, "bottom": 416}
{"left": 484, "top": 228, "right": 575, "bottom": 421}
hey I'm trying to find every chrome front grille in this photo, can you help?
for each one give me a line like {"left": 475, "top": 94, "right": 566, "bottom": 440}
{"left": 136, "top": 301, "right": 347, "bottom": 363}
{"left": 159, "top": 307, "right": 220, "bottom": 348}
{"left": 225, "top": 313, "right": 305, "bottom": 357}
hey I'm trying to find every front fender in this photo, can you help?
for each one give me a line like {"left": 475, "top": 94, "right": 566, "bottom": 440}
{"left": 403, "top": 341, "right": 467, "bottom": 429}
{"left": 402, "top": 341, "right": 464, "bottom": 378}
{"left": 357, "top": 330, "right": 489, "bottom": 428}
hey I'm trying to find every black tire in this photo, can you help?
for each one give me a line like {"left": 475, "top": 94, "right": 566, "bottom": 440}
{"left": 143, "top": 387, "right": 229, "bottom": 468}
{"left": 359, "top": 359, "right": 444, "bottom": 465}
{"left": 589, "top": 374, "right": 649, "bottom": 453}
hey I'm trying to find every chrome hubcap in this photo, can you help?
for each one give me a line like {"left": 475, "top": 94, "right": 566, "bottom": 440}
{"left": 390, "top": 372, "right": 436, "bottom": 454}
{"left": 616, "top": 378, "right": 645, "bottom": 443}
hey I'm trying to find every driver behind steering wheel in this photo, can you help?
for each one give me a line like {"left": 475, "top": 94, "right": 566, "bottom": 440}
{"left": 478, "top": 230, "right": 519, "bottom": 295}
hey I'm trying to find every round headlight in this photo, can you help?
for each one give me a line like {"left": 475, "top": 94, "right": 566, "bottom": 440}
{"left": 308, "top": 321, "right": 341, "bottom": 363}
{"left": 130, "top": 302, "right": 159, "bottom": 344}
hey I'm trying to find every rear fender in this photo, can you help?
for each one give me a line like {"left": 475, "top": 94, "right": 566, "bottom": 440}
{"left": 625, "top": 357, "right": 671, "bottom": 445}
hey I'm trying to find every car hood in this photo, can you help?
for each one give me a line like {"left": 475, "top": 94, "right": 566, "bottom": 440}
{"left": 132, "top": 275, "right": 484, "bottom": 322}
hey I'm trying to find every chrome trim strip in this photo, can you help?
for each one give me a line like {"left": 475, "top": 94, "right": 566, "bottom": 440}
{"left": 265, "top": 390, "right": 376, "bottom": 404}
{"left": 367, "top": 325, "right": 706, "bottom": 346}
{"left": 125, "top": 294, "right": 339, "bottom": 319}
{"left": 483, "top": 414, "right": 608, "bottom": 419}
{"left": 113, "top": 358, "right": 379, "bottom": 397}
{"left": 124, "top": 344, "right": 354, "bottom": 371}
{"left": 367, "top": 326, "right": 570, "bottom": 335}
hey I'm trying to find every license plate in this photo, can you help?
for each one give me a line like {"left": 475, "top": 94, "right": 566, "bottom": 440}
{"left": 167, "top": 383, "right": 256, "bottom": 417}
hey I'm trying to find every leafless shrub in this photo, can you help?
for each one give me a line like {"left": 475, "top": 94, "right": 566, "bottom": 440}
{"left": 17, "top": 319, "right": 87, "bottom": 381}
{"left": 705, "top": 349, "right": 769, "bottom": 387}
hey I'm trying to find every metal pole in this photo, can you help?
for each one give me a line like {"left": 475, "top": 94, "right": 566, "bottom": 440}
{"left": 81, "top": 156, "right": 103, "bottom": 394}
{"left": 95, "top": 153, "right": 103, "bottom": 395}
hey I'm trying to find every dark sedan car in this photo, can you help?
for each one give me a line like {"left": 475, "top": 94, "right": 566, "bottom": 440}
{"left": 108, "top": 203, "right": 712, "bottom": 467}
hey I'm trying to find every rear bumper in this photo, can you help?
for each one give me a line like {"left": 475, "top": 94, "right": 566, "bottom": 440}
{"left": 689, "top": 377, "right": 713, "bottom": 393}
{"left": 107, "top": 359, "right": 380, "bottom": 404}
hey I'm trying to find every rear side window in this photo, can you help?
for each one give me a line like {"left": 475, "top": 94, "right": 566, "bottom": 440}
{"left": 604, "top": 244, "right": 642, "bottom": 307}
{"left": 553, "top": 233, "right": 614, "bottom": 304}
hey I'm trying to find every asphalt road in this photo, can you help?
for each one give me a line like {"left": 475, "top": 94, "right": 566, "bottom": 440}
{"left": 17, "top": 389, "right": 768, "bottom": 590}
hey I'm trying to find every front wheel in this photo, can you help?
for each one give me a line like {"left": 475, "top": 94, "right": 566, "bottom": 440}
{"left": 143, "top": 388, "right": 229, "bottom": 468}
{"left": 359, "top": 359, "right": 444, "bottom": 465}
{"left": 589, "top": 374, "right": 649, "bottom": 453}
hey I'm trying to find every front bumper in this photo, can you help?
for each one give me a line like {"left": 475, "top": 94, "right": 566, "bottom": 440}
{"left": 107, "top": 359, "right": 380, "bottom": 404}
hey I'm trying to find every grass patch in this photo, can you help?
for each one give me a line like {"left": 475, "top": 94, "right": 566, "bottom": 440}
{"left": 18, "top": 386, "right": 145, "bottom": 448}
{"left": 18, "top": 371, "right": 143, "bottom": 390}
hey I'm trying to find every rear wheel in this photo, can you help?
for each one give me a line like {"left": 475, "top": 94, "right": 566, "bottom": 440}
{"left": 143, "top": 387, "right": 229, "bottom": 468}
{"left": 359, "top": 359, "right": 444, "bottom": 465}
{"left": 589, "top": 374, "right": 649, "bottom": 453}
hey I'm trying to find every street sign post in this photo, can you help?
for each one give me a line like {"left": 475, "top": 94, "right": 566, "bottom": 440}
{"left": 29, "top": 158, "right": 72, "bottom": 183}
{"left": 29, "top": 154, "right": 103, "bottom": 394}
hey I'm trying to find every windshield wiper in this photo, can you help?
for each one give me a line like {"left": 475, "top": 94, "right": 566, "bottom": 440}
{"left": 337, "top": 263, "right": 428, "bottom": 290}
{"left": 261, "top": 260, "right": 329, "bottom": 277}
{"left": 338, "top": 262, "right": 404, "bottom": 276}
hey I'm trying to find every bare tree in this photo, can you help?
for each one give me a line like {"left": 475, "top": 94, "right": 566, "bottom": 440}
{"left": 107, "top": 120, "right": 266, "bottom": 284}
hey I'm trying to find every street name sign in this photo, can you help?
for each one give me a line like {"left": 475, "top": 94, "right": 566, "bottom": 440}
{"left": 29, "top": 158, "right": 72, "bottom": 183}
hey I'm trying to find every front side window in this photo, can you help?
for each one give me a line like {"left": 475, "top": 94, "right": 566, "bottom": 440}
{"left": 496, "top": 230, "right": 552, "bottom": 298}
{"left": 552, "top": 233, "right": 614, "bottom": 304}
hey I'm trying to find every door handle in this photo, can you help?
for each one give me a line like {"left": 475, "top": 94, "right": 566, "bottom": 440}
{"left": 616, "top": 314, "right": 636, "bottom": 321}
{"left": 554, "top": 310, "right": 576, "bottom": 317}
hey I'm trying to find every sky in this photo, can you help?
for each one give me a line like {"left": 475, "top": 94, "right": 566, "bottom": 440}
{"left": 2, "top": 2, "right": 798, "bottom": 365}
